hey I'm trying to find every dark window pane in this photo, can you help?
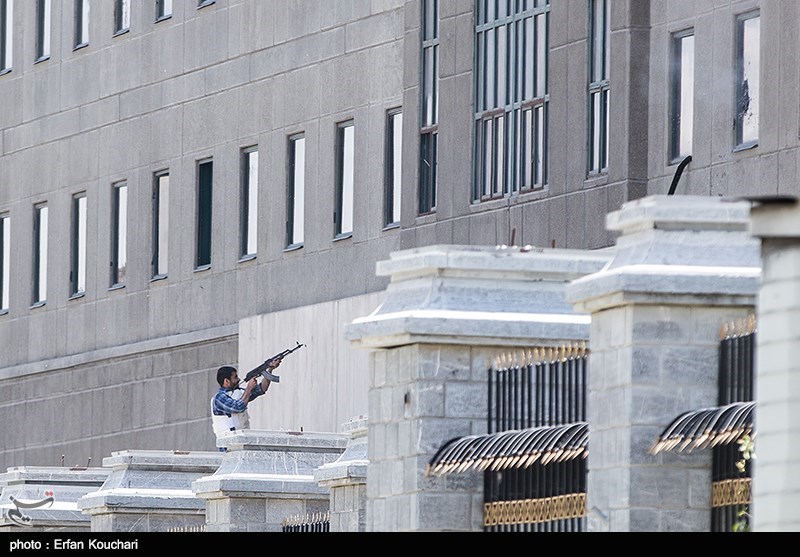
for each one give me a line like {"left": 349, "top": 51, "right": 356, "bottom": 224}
{"left": 196, "top": 161, "right": 213, "bottom": 268}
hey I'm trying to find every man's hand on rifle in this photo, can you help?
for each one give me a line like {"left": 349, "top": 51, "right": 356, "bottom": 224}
{"left": 242, "top": 377, "right": 258, "bottom": 402}
{"left": 267, "top": 357, "right": 283, "bottom": 370}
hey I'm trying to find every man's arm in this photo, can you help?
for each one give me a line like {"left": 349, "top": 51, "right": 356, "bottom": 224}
{"left": 248, "top": 379, "right": 271, "bottom": 402}
{"left": 214, "top": 380, "right": 257, "bottom": 414}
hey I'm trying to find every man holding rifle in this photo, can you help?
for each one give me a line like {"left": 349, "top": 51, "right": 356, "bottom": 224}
{"left": 210, "top": 358, "right": 282, "bottom": 450}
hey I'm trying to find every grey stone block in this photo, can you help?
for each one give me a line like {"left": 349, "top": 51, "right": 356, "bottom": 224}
{"left": 417, "top": 493, "right": 472, "bottom": 531}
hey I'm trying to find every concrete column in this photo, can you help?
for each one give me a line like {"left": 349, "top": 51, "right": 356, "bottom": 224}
{"left": 749, "top": 199, "right": 800, "bottom": 532}
{"left": 567, "top": 195, "right": 761, "bottom": 532}
{"left": 346, "top": 245, "right": 611, "bottom": 532}
{"left": 0, "top": 467, "right": 109, "bottom": 532}
{"left": 315, "top": 416, "right": 368, "bottom": 532}
{"left": 192, "top": 430, "right": 347, "bottom": 532}
{"left": 77, "top": 450, "right": 222, "bottom": 532}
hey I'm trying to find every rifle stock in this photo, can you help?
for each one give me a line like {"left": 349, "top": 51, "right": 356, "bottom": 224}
{"left": 244, "top": 342, "right": 306, "bottom": 383}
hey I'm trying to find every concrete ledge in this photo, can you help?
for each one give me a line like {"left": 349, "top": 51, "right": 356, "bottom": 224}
{"left": 78, "top": 450, "right": 223, "bottom": 516}
{"left": 193, "top": 430, "right": 347, "bottom": 500}
{"left": 0, "top": 467, "right": 110, "bottom": 531}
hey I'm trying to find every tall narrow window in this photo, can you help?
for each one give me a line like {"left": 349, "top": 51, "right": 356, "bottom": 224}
{"left": 111, "top": 182, "right": 128, "bottom": 287}
{"left": 156, "top": 0, "right": 172, "bottom": 20}
{"left": 114, "top": 0, "right": 130, "bottom": 35}
{"left": 240, "top": 147, "right": 258, "bottom": 259}
{"left": 35, "top": 0, "right": 51, "bottom": 61}
{"left": 588, "top": 0, "right": 610, "bottom": 174}
{"left": 385, "top": 109, "right": 403, "bottom": 227}
{"left": 0, "top": 214, "right": 9, "bottom": 312}
{"left": 419, "top": 0, "right": 438, "bottom": 214}
{"left": 335, "top": 122, "right": 355, "bottom": 238}
{"left": 670, "top": 31, "right": 694, "bottom": 162}
{"left": 196, "top": 160, "right": 213, "bottom": 269}
{"left": 286, "top": 135, "right": 305, "bottom": 248}
{"left": 75, "top": 0, "right": 89, "bottom": 48}
{"left": 0, "top": 0, "right": 13, "bottom": 72}
{"left": 736, "top": 12, "right": 760, "bottom": 149}
{"left": 70, "top": 193, "right": 87, "bottom": 298}
{"left": 473, "top": 0, "right": 549, "bottom": 202}
{"left": 32, "top": 204, "right": 47, "bottom": 305}
{"left": 152, "top": 171, "right": 169, "bottom": 279}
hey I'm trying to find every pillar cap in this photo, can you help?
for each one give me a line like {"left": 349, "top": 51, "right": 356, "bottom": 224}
{"left": 347, "top": 245, "right": 611, "bottom": 349}
{"left": 568, "top": 195, "right": 761, "bottom": 313}
{"left": 748, "top": 196, "right": 800, "bottom": 238}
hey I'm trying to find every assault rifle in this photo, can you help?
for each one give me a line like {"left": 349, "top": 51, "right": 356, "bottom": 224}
{"left": 243, "top": 341, "right": 306, "bottom": 384}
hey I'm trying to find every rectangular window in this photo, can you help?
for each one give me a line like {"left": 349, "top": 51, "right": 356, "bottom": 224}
{"left": 736, "top": 12, "right": 760, "bottom": 149}
{"left": 111, "top": 182, "right": 127, "bottom": 287}
{"left": 335, "top": 121, "right": 355, "bottom": 238}
{"left": 196, "top": 160, "right": 213, "bottom": 269}
{"left": 70, "top": 193, "right": 87, "bottom": 298}
{"left": 240, "top": 147, "right": 258, "bottom": 259}
{"left": 0, "top": 214, "right": 9, "bottom": 312}
{"left": 588, "top": 0, "right": 609, "bottom": 175}
{"left": 419, "top": 0, "right": 438, "bottom": 214}
{"left": 152, "top": 171, "right": 169, "bottom": 279}
{"left": 670, "top": 31, "right": 694, "bottom": 162}
{"left": 473, "top": 0, "right": 549, "bottom": 202}
{"left": 32, "top": 204, "right": 47, "bottom": 305}
{"left": 36, "top": 0, "right": 50, "bottom": 61}
{"left": 286, "top": 135, "right": 305, "bottom": 248}
{"left": 156, "top": 0, "right": 172, "bottom": 20}
{"left": 0, "top": 0, "right": 13, "bottom": 72}
{"left": 385, "top": 109, "right": 403, "bottom": 227}
{"left": 114, "top": 0, "right": 130, "bottom": 35}
{"left": 75, "top": 0, "right": 89, "bottom": 48}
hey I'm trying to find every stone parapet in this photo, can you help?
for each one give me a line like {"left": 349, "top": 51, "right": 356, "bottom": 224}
{"left": 568, "top": 195, "right": 761, "bottom": 532}
{"left": 193, "top": 430, "right": 347, "bottom": 532}
{"left": 0, "top": 467, "right": 109, "bottom": 532}
{"left": 77, "top": 450, "right": 222, "bottom": 532}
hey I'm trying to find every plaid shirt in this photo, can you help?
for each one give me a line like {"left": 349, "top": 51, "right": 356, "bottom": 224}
{"left": 212, "top": 384, "right": 266, "bottom": 416}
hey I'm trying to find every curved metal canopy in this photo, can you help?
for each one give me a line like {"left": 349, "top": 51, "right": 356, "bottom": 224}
{"left": 650, "top": 401, "right": 755, "bottom": 455}
{"left": 426, "top": 422, "right": 588, "bottom": 478}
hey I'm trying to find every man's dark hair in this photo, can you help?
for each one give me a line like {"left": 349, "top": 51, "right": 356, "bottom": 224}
{"left": 217, "top": 366, "right": 237, "bottom": 387}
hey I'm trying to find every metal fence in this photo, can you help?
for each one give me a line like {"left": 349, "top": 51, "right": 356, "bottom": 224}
{"left": 282, "top": 511, "right": 330, "bottom": 533}
{"left": 712, "top": 317, "right": 755, "bottom": 532}
{"left": 484, "top": 346, "right": 588, "bottom": 532}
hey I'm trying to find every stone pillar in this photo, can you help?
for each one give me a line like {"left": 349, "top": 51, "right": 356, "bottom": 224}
{"left": 749, "top": 199, "right": 800, "bottom": 532}
{"left": 346, "top": 245, "right": 611, "bottom": 532}
{"left": 193, "top": 430, "right": 347, "bottom": 532}
{"left": 0, "top": 467, "right": 109, "bottom": 532}
{"left": 77, "top": 450, "right": 222, "bottom": 532}
{"left": 315, "top": 416, "right": 368, "bottom": 532}
{"left": 567, "top": 195, "right": 761, "bottom": 532}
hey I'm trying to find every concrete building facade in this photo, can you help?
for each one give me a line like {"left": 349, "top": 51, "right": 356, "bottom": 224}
{"left": 0, "top": 0, "right": 789, "bottom": 471}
